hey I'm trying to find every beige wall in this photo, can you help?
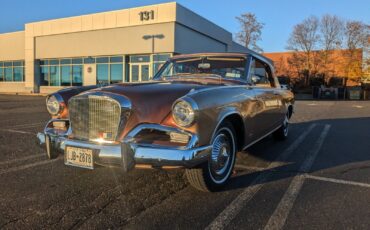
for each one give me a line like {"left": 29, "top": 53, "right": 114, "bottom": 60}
{"left": 35, "top": 22, "right": 175, "bottom": 59}
{"left": 174, "top": 23, "right": 227, "bottom": 54}
{"left": 83, "top": 64, "right": 97, "bottom": 86}
{"left": 26, "top": 2, "right": 177, "bottom": 37}
{"left": 0, "top": 31, "right": 25, "bottom": 61}
{"left": 0, "top": 82, "right": 28, "bottom": 93}
{"left": 39, "top": 86, "right": 66, "bottom": 94}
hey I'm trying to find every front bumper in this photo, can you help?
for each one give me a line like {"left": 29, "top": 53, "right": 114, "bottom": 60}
{"left": 37, "top": 122, "right": 211, "bottom": 171}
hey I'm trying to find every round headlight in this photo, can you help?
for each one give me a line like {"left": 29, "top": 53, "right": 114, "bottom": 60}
{"left": 172, "top": 99, "right": 196, "bottom": 127}
{"left": 46, "top": 95, "right": 61, "bottom": 115}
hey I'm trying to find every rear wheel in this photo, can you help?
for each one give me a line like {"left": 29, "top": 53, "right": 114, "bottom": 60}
{"left": 273, "top": 113, "right": 289, "bottom": 140}
{"left": 186, "top": 121, "right": 236, "bottom": 192}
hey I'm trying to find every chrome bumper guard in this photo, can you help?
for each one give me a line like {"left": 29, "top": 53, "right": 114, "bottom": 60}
{"left": 36, "top": 122, "right": 211, "bottom": 171}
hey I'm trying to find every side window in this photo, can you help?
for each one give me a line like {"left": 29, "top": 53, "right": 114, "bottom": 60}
{"left": 250, "top": 58, "right": 273, "bottom": 87}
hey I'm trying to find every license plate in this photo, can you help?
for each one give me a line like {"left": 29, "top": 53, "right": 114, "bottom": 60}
{"left": 65, "top": 146, "right": 94, "bottom": 169}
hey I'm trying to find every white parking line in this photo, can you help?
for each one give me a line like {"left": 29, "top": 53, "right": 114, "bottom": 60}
{"left": 7, "top": 122, "right": 44, "bottom": 129}
{"left": 0, "top": 154, "right": 45, "bottom": 166}
{"left": 306, "top": 175, "right": 370, "bottom": 189}
{"left": 0, "top": 129, "right": 35, "bottom": 134}
{"left": 234, "top": 164, "right": 266, "bottom": 172}
{"left": 206, "top": 123, "right": 317, "bottom": 230}
{"left": 0, "top": 158, "right": 60, "bottom": 176}
{"left": 264, "top": 124, "right": 331, "bottom": 230}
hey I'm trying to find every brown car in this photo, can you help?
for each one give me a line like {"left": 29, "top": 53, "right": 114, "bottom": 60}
{"left": 37, "top": 52, "right": 294, "bottom": 192}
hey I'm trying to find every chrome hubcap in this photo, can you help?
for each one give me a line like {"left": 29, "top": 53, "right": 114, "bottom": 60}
{"left": 210, "top": 133, "right": 231, "bottom": 176}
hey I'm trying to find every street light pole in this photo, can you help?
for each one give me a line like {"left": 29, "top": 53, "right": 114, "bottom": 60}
{"left": 142, "top": 34, "right": 165, "bottom": 54}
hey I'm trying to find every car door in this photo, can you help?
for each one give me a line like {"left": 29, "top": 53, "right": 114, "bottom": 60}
{"left": 249, "top": 57, "right": 282, "bottom": 139}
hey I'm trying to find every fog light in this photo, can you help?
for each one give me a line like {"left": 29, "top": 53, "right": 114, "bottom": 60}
{"left": 53, "top": 121, "right": 67, "bottom": 130}
{"left": 169, "top": 132, "right": 190, "bottom": 144}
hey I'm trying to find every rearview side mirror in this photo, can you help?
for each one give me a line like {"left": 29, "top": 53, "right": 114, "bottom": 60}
{"left": 198, "top": 63, "right": 211, "bottom": 69}
{"left": 251, "top": 75, "right": 260, "bottom": 84}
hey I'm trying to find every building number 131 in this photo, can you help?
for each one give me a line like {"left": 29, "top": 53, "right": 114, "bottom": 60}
{"left": 139, "top": 11, "right": 155, "bottom": 21}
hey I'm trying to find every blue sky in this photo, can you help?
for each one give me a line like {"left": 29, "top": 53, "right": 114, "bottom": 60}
{"left": 0, "top": 0, "right": 369, "bottom": 52}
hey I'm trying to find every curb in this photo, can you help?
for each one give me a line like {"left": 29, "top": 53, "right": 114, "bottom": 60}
{"left": 0, "top": 92, "right": 47, "bottom": 96}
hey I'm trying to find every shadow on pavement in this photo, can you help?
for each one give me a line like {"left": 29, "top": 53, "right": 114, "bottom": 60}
{"left": 224, "top": 117, "right": 370, "bottom": 192}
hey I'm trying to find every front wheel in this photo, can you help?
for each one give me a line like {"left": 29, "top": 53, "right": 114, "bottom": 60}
{"left": 185, "top": 121, "right": 236, "bottom": 192}
{"left": 273, "top": 113, "right": 289, "bottom": 140}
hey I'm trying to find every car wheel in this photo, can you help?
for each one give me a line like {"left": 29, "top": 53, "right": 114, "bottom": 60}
{"left": 185, "top": 121, "right": 236, "bottom": 192}
{"left": 273, "top": 113, "right": 289, "bottom": 140}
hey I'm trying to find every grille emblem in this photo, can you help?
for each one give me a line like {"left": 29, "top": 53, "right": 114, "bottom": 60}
{"left": 101, "top": 132, "right": 113, "bottom": 139}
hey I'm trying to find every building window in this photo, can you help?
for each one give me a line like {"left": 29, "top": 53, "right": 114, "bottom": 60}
{"left": 131, "top": 65, "right": 139, "bottom": 82}
{"left": 50, "top": 66, "right": 60, "bottom": 86}
{"left": 72, "top": 65, "right": 83, "bottom": 86}
{"left": 0, "top": 60, "right": 25, "bottom": 82}
{"left": 13, "top": 67, "right": 24, "bottom": 82}
{"left": 97, "top": 64, "right": 109, "bottom": 84}
{"left": 61, "top": 66, "right": 71, "bottom": 86}
{"left": 84, "top": 57, "right": 95, "bottom": 64}
{"left": 0, "top": 66, "right": 3, "bottom": 81}
{"left": 110, "top": 64, "right": 123, "bottom": 84}
{"left": 39, "top": 56, "right": 124, "bottom": 87}
{"left": 40, "top": 59, "right": 83, "bottom": 86}
{"left": 40, "top": 66, "right": 49, "bottom": 85}
{"left": 4, "top": 67, "right": 12, "bottom": 81}
{"left": 130, "top": 55, "right": 150, "bottom": 63}
{"left": 96, "top": 56, "right": 124, "bottom": 84}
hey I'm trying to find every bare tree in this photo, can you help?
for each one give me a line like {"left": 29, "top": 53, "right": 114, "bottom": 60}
{"left": 343, "top": 20, "right": 369, "bottom": 79}
{"left": 319, "top": 14, "right": 345, "bottom": 79}
{"left": 320, "top": 14, "right": 344, "bottom": 51}
{"left": 286, "top": 16, "right": 320, "bottom": 85}
{"left": 344, "top": 20, "right": 368, "bottom": 50}
{"left": 235, "top": 13, "right": 264, "bottom": 52}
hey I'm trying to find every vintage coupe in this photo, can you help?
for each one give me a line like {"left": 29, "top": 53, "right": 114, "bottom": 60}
{"left": 37, "top": 52, "right": 294, "bottom": 192}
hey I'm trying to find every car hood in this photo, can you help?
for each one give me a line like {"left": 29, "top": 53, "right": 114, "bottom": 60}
{"left": 92, "top": 81, "right": 213, "bottom": 125}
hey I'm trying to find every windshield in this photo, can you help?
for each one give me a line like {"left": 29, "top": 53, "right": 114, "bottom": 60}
{"left": 154, "top": 56, "right": 247, "bottom": 81}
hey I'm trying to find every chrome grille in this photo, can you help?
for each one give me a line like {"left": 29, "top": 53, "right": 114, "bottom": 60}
{"left": 69, "top": 95, "right": 121, "bottom": 142}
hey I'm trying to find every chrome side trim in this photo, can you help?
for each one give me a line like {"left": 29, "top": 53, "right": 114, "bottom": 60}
{"left": 131, "top": 144, "right": 211, "bottom": 167}
{"left": 242, "top": 124, "right": 281, "bottom": 151}
{"left": 186, "top": 85, "right": 249, "bottom": 96}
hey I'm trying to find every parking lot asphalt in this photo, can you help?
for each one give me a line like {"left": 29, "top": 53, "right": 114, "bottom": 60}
{"left": 0, "top": 94, "right": 369, "bottom": 229}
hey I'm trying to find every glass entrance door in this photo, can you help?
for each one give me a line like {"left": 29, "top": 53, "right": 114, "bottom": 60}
{"left": 130, "top": 63, "right": 150, "bottom": 82}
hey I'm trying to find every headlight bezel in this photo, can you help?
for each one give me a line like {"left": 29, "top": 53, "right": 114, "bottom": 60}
{"left": 172, "top": 97, "right": 198, "bottom": 127}
{"left": 46, "top": 94, "right": 64, "bottom": 116}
